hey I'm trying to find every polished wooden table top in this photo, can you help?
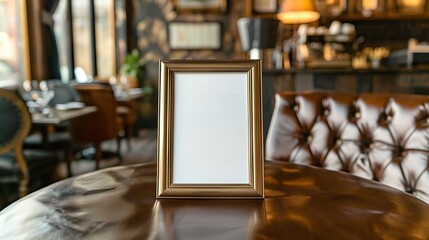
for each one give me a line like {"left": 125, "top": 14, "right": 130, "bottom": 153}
{"left": 1, "top": 161, "right": 428, "bottom": 239}
{"left": 31, "top": 106, "right": 97, "bottom": 125}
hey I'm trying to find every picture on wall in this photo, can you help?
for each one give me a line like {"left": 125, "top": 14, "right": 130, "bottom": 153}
{"left": 173, "top": 0, "right": 227, "bottom": 13}
{"left": 253, "top": 0, "right": 277, "bottom": 13}
{"left": 168, "top": 21, "right": 222, "bottom": 50}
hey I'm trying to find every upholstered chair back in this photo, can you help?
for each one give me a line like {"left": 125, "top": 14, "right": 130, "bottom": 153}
{"left": 71, "top": 84, "right": 120, "bottom": 144}
{"left": 0, "top": 89, "right": 31, "bottom": 205}
{"left": 0, "top": 90, "right": 31, "bottom": 152}
{"left": 70, "top": 84, "right": 122, "bottom": 169}
{"left": 0, "top": 89, "right": 60, "bottom": 200}
{"left": 266, "top": 91, "right": 429, "bottom": 203}
{"left": 49, "top": 80, "right": 80, "bottom": 106}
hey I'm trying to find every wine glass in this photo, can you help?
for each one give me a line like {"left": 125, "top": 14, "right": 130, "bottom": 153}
{"left": 19, "top": 80, "right": 38, "bottom": 113}
{"left": 109, "top": 75, "right": 123, "bottom": 97}
{"left": 36, "top": 80, "right": 55, "bottom": 116}
{"left": 119, "top": 75, "right": 130, "bottom": 97}
{"left": 19, "top": 80, "right": 55, "bottom": 116}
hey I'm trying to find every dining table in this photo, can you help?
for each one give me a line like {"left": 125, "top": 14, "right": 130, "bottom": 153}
{"left": 0, "top": 160, "right": 428, "bottom": 239}
{"left": 31, "top": 106, "right": 97, "bottom": 148}
{"left": 31, "top": 106, "right": 97, "bottom": 125}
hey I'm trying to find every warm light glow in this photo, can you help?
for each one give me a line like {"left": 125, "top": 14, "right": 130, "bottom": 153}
{"left": 277, "top": 0, "right": 320, "bottom": 24}
{"left": 362, "top": 0, "right": 378, "bottom": 10}
{"left": 402, "top": 0, "right": 422, "bottom": 7}
{"left": 277, "top": 11, "right": 320, "bottom": 24}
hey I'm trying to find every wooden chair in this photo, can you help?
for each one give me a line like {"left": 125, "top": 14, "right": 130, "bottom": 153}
{"left": 0, "top": 89, "right": 58, "bottom": 206}
{"left": 95, "top": 81, "right": 138, "bottom": 150}
{"left": 70, "top": 84, "right": 123, "bottom": 169}
{"left": 117, "top": 100, "right": 138, "bottom": 150}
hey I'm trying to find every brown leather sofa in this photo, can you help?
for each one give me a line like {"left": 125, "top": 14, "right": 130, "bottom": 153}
{"left": 266, "top": 91, "right": 429, "bottom": 203}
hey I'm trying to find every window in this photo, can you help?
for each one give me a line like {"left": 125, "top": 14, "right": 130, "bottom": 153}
{"left": 72, "top": 0, "right": 93, "bottom": 78}
{"left": 0, "top": 0, "right": 28, "bottom": 88}
{"left": 95, "top": 0, "right": 115, "bottom": 78}
{"left": 53, "top": 0, "right": 116, "bottom": 82}
{"left": 53, "top": 0, "right": 71, "bottom": 82}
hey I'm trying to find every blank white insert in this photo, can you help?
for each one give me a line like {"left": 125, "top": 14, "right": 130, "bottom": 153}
{"left": 172, "top": 72, "right": 249, "bottom": 184}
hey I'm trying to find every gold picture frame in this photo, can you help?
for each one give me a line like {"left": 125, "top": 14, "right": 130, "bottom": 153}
{"left": 157, "top": 60, "right": 264, "bottom": 199}
{"left": 173, "top": 0, "right": 227, "bottom": 13}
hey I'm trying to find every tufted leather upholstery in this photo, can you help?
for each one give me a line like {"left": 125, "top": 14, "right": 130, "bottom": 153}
{"left": 266, "top": 91, "right": 429, "bottom": 203}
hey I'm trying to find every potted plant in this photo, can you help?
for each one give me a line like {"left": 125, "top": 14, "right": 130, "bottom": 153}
{"left": 120, "top": 49, "right": 147, "bottom": 88}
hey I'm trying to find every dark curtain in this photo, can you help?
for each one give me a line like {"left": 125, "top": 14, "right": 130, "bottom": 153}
{"left": 41, "top": 0, "right": 61, "bottom": 80}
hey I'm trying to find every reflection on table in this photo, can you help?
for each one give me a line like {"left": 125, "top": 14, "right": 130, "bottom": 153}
{"left": 0, "top": 161, "right": 428, "bottom": 239}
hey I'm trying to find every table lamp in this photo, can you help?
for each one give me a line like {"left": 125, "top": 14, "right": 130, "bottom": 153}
{"left": 277, "top": 0, "right": 320, "bottom": 68}
{"left": 277, "top": 0, "right": 320, "bottom": 24}
{"left": 237, "top": 17, "right": 279, "bottom": 61}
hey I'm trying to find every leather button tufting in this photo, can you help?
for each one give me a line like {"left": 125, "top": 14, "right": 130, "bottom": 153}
{"left": 394, "top": 146, "right": 405, "bottom": 157}
{"left": 336, "top": 139, "right": 342, "bottom": 146}
{"left": 293, "top": 105, "right": 299, "bottom": 112}
{"left": 324, "top": 110, "right": 330, "bottom": 116}
{"left": 300, "top": 132, "right": 313, "bottom": 144}
{"left": 354, "top": 112, "right": 361, "bottom": 118}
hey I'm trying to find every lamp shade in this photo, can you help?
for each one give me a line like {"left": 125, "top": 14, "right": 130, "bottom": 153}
{"left": 237, "top": 17, "right": 279, "bottom": 52}
{"left": 277, "top": 0, "right": 320, "bottom": 24}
